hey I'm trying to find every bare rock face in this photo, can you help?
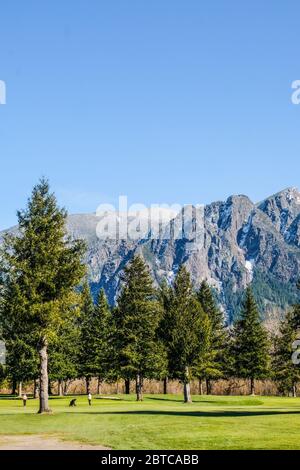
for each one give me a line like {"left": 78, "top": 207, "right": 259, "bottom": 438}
{"left": 257, "top": 187, "right": 300, "bottom": 237}
{"left": 2, "top": 188, "right": 300, "bottom": 322}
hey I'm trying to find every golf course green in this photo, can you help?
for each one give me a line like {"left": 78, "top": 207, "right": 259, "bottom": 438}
{"left": 0, "top": 394, "right": 299, "bottom": 449}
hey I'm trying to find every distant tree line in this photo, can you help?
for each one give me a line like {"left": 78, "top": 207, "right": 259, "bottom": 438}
{"left": 1, "top": 180, "right": 300, "bottom": 412}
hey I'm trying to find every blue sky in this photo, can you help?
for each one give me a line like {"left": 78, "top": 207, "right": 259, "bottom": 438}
{"left": 0, "top": 0, "right": 300, "bottom": 229}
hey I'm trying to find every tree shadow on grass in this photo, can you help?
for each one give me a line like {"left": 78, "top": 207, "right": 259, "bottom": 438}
{"left": 70, "top": 409, "right": 300, "bottom": 418}
{"left": 147, "top": 397, "right": 184, "bottom": 403}
{"left": 146, "top": 397, "right": 264, "bottom": 406}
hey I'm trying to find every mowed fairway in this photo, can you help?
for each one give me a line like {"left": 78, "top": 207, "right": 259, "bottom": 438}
{"left": 0, "top": 394, "right": 300, "bottom": 449}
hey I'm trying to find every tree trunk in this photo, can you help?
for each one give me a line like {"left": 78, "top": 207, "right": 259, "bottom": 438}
{"left": 163, "top": 376, "right": 168, "bottom": 395}
{"left": 198, "top": 379, "right": 203, "bottom": 395}
{"left": 38, "top": 340, "right": 51, "bottom": 413}
{"left": 12, "top": 379, "right": 17, "bottom": 395}
{"left": 184, "top": 367, "right": 192, "bottom": 403}
{"left": 63, "top": 380, "right": 70, "bottom": 395}
{"left": 86, "top": 377, "right": 91, "bottom": 395}
{"left": 125, "top": 378, "right": 130, "bottom": 395}
{"left": 58, "top": 379, "right": 63, "bottom": 396}
{"left": 33, "top": 379, "right": 39, "bottom": 399}
{"left": 48, "top": 379, "right": 53, "bottom": 396}
{"left": 183, "top": 381, "right": 192, "bottom": 403}
{"left": 136, "top": 374, "right": 143, "bottom": 401}
{"left": 18, "top": 381, "right": 22, "bottom": 397}
{"left": 250, "top": 377, "right": 255, "bottom": 395}
{"left": 292, "top": 384, "right": 297, "bottom": 398}
{"left": 97, "top": 377, "right": 102, "bottom": 395}
{"left": 206, "top": 378, "right": 211, "bottom": 395}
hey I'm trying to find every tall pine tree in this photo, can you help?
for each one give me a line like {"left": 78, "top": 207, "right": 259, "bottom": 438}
{"left": 94, "top": 288, "right": 112, "bottom": 392}
{"left": 233, "top": 287, "right": 270, "bottom": 395}
{"left": 78, "top": 281, "right": 97, "bottom": 394}
{"left": 113, "top": 255, "right": 166, "bottom": 401}
{"left": 0, "top": 278, "right": 39, "bottom": 395}
{"left": 273, "top": 307, "right": 300, "bottom": 397}
{"left": 158, "top": 279, "right": 174, "bottom": 394}
{"left": 169, "top": 266, "right": 211, "bottom": 403}
{"left": 0, "top": 179, "right": 86, "bottom": 412}
{"left": 197, "top": 280, "right": 228, "bottom": 394}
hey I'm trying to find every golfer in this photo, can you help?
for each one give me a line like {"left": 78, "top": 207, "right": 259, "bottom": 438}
{"left": 88, "top": 392, "right": 92, "bottom": 406}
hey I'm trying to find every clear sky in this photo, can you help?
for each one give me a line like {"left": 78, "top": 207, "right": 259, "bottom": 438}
{"left": 0, "top": 0, "right": 300, "bottom": 229}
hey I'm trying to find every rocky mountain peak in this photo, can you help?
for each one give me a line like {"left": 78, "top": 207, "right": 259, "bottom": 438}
{"left": 257, "top": 187, "right": 300, "bottom": 244}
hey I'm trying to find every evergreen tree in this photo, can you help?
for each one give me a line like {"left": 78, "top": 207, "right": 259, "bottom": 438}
{"left": 78, "top": 284, "right": 113, "bottom": 394}
{"left": 0, "top": 179, "right": 86, "bottom": 412}
{"left": 113, "top": 256, "right": 166, "bottom": 401}
{"left": 0, "top": 279, "right": 39, "bottom": 395}
{"left": 169, "top": 266, "right": 211, "bottom": 403}
{"left": 158, "top": 279, "right": 174, "bottom": 394}
{"left": 233, "top": 287, "right": 270, "bottom": 395}
{"left": 78, "top": 281, "right": 97, "bottom": 394}
{"left": 196, "top": 281, "right": 228, "bottom": 393}
{"left": 0, "top": 272, "right": 29, "bottom": 394}
{"left": 221, "top": 327, "right": 237, "bottom": 382}
{"left": 48, "top": 314, "right": 80, "bottom": 395}
{"left": 273, "top": 307, "right": 300, "bottom": 397}
{"left": 94, "top": 288, "right": 112, "bottom": 392}
{"left": 5, "top": 337, "right": 39, "bottom": 395}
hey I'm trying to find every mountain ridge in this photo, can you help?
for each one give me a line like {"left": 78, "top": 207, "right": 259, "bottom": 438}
{"left": 1, "top": 187, "right": 300, "bottom": 322}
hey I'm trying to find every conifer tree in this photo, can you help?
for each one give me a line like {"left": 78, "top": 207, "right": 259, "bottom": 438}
{"left": 273, "top": 308, "right": 300, "bottom": 397}
{"left": 78, "top": 284, "right": 113, "bottom": 394}
{"left": 94, "top": 288, "right": 112, "bottom": 392}
{"left": 169, "top": 266, "right": 210, "bottom": 403}
{"left": 0, "top": 273, "right": 38, "bottom": 395}
{"left": 78, "top": 282, "right": 97, "bottom": 394}
{"left": 0, "top": 279, "right": 39, "bottom": 395}
{"left": 158, "top": 279, "right": 174, "bottom": 394}
{"left": 233, "top": 287, "right": 270, "bottom": 395}
{"left": 48, "top": 314, "right": 80, "bottom": 395}
{"left": 197, "top": 281, "right": 228, "bottom": 394}
{"left": 0, "top": 179, "right": 86, "bottom": 412}
{"left": 113, "top": 255, "right": 166, "bottom": 401}
{"left": 5, "top": 338, "right": 39, "bottom": 395}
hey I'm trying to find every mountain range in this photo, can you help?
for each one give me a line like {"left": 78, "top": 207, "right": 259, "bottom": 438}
{"left": 2, "top": 187, "right": 300, "bottom": 323}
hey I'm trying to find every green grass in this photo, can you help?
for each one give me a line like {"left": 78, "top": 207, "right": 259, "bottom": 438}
{"left": 0, "top": 394, "right": 300, "bottom": 449}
